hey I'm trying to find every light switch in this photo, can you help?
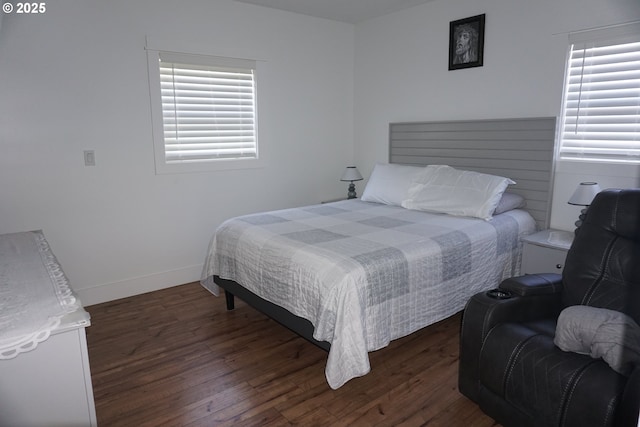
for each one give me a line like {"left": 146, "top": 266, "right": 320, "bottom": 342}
{"left": 84, "top": 150, "right": 95, "bottom": 166}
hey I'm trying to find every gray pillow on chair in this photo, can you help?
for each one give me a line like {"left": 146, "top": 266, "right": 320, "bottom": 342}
{"left": 554, "top": 305, "right": 640, "bottom": 376}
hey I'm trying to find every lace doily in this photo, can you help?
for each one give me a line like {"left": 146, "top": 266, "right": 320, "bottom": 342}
{"left": 0, "top": 230, "right": 82, "bottom": 359}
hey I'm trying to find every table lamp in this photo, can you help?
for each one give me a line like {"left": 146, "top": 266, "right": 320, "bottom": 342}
{"left": 340, "top": 166, "right": 363, "bottom": 199}
{"left": 568, "top": 182, "right": 601, "bottom": 233}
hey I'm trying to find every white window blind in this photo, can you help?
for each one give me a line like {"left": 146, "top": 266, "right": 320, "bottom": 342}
{"left": 155, "top": 52, "right": 257, "bottom": 167}
{"left": 559, "top": 24, "right": 640, "bottom": 164}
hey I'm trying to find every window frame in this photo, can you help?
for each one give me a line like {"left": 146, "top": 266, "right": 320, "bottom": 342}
{"left": 558, "top": 23, "right": 640, "bottom": 165}
{"left": 146, "top": 49, "right": 264, "bottom": 174}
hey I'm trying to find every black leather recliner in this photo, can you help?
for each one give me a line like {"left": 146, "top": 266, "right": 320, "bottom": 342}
{"left": 459, "top": 188, "right": 640, "bottom": 427}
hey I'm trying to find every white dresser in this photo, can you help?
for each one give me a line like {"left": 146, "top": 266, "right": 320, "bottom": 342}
{"left": 0, "top": 231, "right": 97, "bottom": 427}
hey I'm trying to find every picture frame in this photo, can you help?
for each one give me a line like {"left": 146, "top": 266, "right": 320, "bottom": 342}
{"left": 449, "top": 14, "right": 485, "bottom": 70}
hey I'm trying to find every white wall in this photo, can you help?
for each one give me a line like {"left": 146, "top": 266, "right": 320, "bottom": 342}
{"left": 2, "top": 0, "right": 639, "bottom": 306}
{"left": 0, "top": 0, "right": 354, "bottom": 305}
{"left": 353, "top": 0, "right": 640, "bottom": 231}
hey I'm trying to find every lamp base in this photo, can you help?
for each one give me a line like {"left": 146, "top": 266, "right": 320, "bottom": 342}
{"left": 347, "top": 182, "right": 357, "bottom": 199}
{"left": 574, "top": 207, "right": 589, "bottom": 235}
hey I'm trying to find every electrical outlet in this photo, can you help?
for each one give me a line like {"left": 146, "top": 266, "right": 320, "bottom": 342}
{"left": 84, "top": 150, "right": 95, "bottom": 167}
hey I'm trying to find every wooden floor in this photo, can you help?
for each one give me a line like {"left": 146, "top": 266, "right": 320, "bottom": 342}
{"left": 86, "top": 282, "right": 499, "bottom": 426}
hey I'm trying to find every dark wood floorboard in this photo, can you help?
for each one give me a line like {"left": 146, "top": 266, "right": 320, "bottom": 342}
{"left": 86, "top": 282, "right": 500, "bottom": 426}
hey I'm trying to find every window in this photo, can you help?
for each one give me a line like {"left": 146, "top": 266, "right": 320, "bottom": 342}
{"left": 147, "top": 51, "right": 259, "bottom": 173}
{"left": 559, "top": 23, "right": 640, "bottom": 164}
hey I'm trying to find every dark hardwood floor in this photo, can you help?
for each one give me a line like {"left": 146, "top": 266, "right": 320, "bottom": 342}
{"left": 85, "top": 282, "right": 499, "bottom": 426}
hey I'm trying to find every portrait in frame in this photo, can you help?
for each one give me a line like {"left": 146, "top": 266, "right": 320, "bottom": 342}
{"left": 449, "top": 14, "right": 485, "bottom": 70}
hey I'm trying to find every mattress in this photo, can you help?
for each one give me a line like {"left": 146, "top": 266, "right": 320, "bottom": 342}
{"left": 201, "top": 199, "right": 537, "bottom": 388}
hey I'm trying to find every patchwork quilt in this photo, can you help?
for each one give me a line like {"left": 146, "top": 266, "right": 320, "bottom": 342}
{"left": 201, "top": 200, "right": 537, "bottom": 388}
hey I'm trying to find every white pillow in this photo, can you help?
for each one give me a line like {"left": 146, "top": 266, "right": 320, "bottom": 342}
{"left": 494, "top": 192, "right": 526, "bottom": 215}
{"left": 360, "top": 163, "right": 425, "bottom": 206}
{"left": 401, "top": 165, "right": 515, "bottom": 220}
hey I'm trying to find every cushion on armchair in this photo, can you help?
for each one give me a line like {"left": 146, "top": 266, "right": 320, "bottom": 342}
{"left": 554, "top": 305, "right": 640, "bottom": 376}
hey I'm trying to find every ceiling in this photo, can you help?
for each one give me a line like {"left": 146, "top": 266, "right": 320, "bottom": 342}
{"left": 234, "top": 0, "right": 436, "bottom": 24}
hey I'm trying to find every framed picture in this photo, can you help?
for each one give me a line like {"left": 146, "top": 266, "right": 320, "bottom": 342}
{"left": 449, "top": 14, "right": 485, "bottom": 70}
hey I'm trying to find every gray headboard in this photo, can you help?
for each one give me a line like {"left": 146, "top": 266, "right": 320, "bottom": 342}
{"left": 389, "top": 117, "right": 557, "bottom": 230}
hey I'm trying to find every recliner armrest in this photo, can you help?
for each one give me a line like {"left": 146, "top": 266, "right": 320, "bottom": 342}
{"left": 458, "top": 274, "right": 564, "bottom": 403}
{"left": 500, "top": 273, "right": 563, "bottom": 297}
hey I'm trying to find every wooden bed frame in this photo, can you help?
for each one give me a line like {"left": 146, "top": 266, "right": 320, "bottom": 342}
{"left": 213, "top": 117, "right": 558, "bottom": 352}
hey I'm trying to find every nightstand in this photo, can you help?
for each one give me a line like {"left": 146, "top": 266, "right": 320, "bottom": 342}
{"left": 521, "top": 229, "right": 574, "bottom": 274}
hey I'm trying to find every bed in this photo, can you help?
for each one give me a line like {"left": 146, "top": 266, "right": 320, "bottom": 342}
{"left": 201, "top": 117, "right": 557, "bottom": 389}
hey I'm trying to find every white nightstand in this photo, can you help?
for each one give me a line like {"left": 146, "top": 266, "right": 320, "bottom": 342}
{"left": 521, "top": 229, "right": 574, "bottom": 274}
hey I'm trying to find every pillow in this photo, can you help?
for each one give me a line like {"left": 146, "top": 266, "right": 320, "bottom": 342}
{"left": 360, "top": 163, "right": 425, "bottom": 206}
{"left": 493, "top": 192, "right": 526, "bottom": 215}
{"left": 554, "top": 305, "right": 640, "bottom": 376}
{"left": 401, "top": 165, "right": 515, "bottom": 220}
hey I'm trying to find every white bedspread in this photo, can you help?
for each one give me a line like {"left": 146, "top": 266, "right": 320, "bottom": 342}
{"left": 201, "top": 200, "right": 536, "bottom": 388}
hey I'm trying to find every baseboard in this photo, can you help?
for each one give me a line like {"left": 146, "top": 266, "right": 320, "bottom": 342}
{"left": 77, "top": 264, "right": 203, "bottom": 307}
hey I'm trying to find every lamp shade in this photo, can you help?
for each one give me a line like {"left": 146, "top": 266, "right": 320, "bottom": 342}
{"left": 340, "top": 166, "right": 363, "bottom": 182}
{"left": 568, "top": 182, "right": 601, "bottom": 206}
